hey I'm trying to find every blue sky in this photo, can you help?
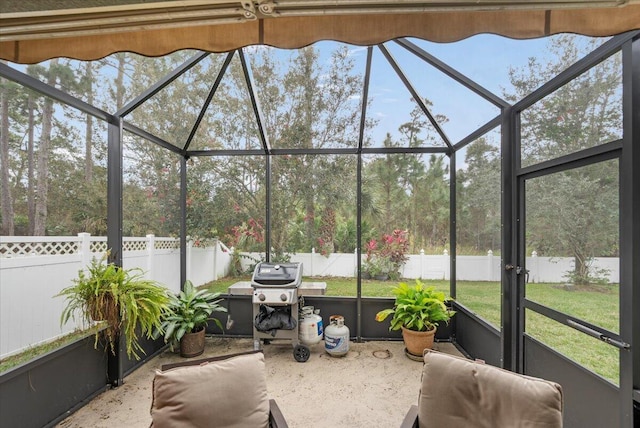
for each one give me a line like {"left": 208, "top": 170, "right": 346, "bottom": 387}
{"left": 244, "top": 35, "right": 557, "bottom": 149}
{"left": 10, "top": 33, "right": 602, "bottom": 156}
{"left": 347, "top": 35, "right": 552, "bottom": 146}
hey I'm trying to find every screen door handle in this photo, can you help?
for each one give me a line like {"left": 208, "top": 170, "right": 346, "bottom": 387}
{"left": 567, "top": 319, "right": 630, "bottom": 350}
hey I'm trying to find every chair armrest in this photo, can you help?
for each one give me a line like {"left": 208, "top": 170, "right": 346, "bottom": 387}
{"left": 269, "top": 399, "right": 289, "bottom": 428}
{"left": 399, "top": 404, "right": 419, "bottom": 428}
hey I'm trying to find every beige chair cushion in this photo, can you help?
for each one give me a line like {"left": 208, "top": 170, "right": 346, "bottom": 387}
{"left": 419, "top": 350, "right": 563, "bottom": 428}
{"left": 150, "top": 351, "right": 269, "bottom": 428}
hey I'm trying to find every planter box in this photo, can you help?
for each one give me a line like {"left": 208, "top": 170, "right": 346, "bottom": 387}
{"left": 0, "top": 326, "right": 168, "bottom": 428}
{"left": 0, "top": 333, "right": 108, "bottom": 428}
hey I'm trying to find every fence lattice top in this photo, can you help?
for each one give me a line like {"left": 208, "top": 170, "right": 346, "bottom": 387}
{"left": 0, "top": 239, "right": 79, "bottom": 257}
{"left": 0, "top": 235, "right": 180, "bottom": 258}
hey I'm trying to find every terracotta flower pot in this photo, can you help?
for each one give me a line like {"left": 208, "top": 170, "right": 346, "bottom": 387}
{"left": 401, "top": 326, "right": 436, "bottom": 357}
{"left": 180, "top": 327, "right": 206, "bottom": 358}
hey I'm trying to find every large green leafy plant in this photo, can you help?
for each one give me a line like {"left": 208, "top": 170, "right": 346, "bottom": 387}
{"left": 375, "top": 280, "right": 455, "bottom": 332}
{"left": 58, "top": 255, "right": 170, "bottom": 360}
{"left": 156, "top": 280, "right": 227, "bottom": 350}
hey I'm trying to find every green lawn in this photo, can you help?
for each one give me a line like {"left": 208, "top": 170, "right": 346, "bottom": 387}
{"left": 456, "top": 280, "right": 619, "bottom": 384}
{"left": 203, "top": 276, "right": 451, "bottom": 297}
{"left": 204, "top": 276, "right": 620, "bottom": 384}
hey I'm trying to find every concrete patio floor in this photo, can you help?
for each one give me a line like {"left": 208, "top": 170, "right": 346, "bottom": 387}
{"left": 57, "top": 337, "right": 463, "bottom": 428}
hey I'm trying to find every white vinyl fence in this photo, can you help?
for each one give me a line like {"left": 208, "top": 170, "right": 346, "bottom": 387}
{"left": 0, "top": 234, "right": 231, "bottom": 359}
{"left": 239, "top": 249, "right": 618, "bottom": 283}
{"left": 0, "top": 235, "right": 619, "bottom": 359}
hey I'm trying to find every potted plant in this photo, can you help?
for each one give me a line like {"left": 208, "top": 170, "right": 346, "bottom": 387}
{"left": 363, "top": 255, "right": 391, "bottom": 281}
{"left": 58, "top": 255, "right": 170, "bottom": 360}
{"left": 375, "top": 279, "right": 455, "bottom": 358}
{"left": 156, "top": 280, "right": 227, "bottom": 357}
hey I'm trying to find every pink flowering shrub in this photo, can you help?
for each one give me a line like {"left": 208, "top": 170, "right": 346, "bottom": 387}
{"left": 364, "top": 229, "right": 409, "bottom": 279}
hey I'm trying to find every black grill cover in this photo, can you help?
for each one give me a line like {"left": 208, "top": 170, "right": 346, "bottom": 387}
{"left": 254, "top": 304, "right": 297, "bottom": 336}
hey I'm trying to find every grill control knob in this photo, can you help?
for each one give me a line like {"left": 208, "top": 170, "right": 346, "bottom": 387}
{"left": 280, "top": 293, "right": 287, "bottom": 302}
{"left": 258, "top": 293, "right": 266, "bottom": 301}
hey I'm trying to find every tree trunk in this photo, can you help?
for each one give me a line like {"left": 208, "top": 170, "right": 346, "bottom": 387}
{"left": 300, "top": 50, "right": 316, "bottom": 250}
{"left": 114, "top": 54, "right": 126, "bottom": 110}
{"left": 34, "top": 58, "right": 58, "bottom": 235}
{"left": 84, "top": 62, "right": 94, "bottom": 182}
{"left": 573, "top": 253, "right": 589, "bottom": 286}
{"left": 305, "top": 190, "right": 315, "bottom": 250}
{"left": 0, "top": 71, "right": 14, "bottom": 235}
{"left": 27, "top": 94, "right": 35, "bottom": 235}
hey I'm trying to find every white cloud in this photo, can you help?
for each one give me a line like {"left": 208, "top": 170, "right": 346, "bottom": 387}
{"left": 347, "top": 46, "right": 368, "bottom": 57}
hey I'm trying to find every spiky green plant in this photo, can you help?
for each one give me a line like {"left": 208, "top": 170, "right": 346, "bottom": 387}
{"left": 375, "top": 280, "right": 455, "bottom": 332}
{"left": 57, "top": 255, "right": 170, "bottom": 360}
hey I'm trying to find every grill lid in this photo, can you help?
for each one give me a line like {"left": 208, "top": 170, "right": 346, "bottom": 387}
{"left": 251, "top": 262, "right": 303, "bottom": 288}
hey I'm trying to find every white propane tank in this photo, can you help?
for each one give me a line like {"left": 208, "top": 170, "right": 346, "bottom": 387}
{"left": 299, "top": 306, "right": 324, "bottom": 346}
{"left": 324, "top": 315, "right": 349, "bottom": 357}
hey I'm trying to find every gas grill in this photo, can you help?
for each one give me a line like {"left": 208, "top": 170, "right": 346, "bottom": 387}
{"left": 251, "top": 262, "right": 310, "bottom": 362}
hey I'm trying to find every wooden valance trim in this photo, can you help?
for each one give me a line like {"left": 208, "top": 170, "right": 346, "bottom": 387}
{"left": 2, "top": 7, "right": 639, "bottom": 64}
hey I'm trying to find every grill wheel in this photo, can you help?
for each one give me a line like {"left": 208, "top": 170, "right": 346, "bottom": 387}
{"left": 294, "top": 344, "right": 310, "bottom": 362}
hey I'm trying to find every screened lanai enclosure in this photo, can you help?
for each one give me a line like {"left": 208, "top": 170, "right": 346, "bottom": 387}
{"left": 0, "top": 2, "right": 639, "bottom": 427}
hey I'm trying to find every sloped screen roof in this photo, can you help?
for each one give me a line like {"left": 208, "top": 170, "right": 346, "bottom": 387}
{"left": 1, "top": 1, "right": 639, "bottom": 63}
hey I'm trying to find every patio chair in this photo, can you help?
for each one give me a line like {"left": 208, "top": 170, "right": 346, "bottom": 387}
{"left": 400, "top": 350, "right": 563, "bottom": 428}
{"left": 151, "top": 350, "right": 288, "bottom": 428}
